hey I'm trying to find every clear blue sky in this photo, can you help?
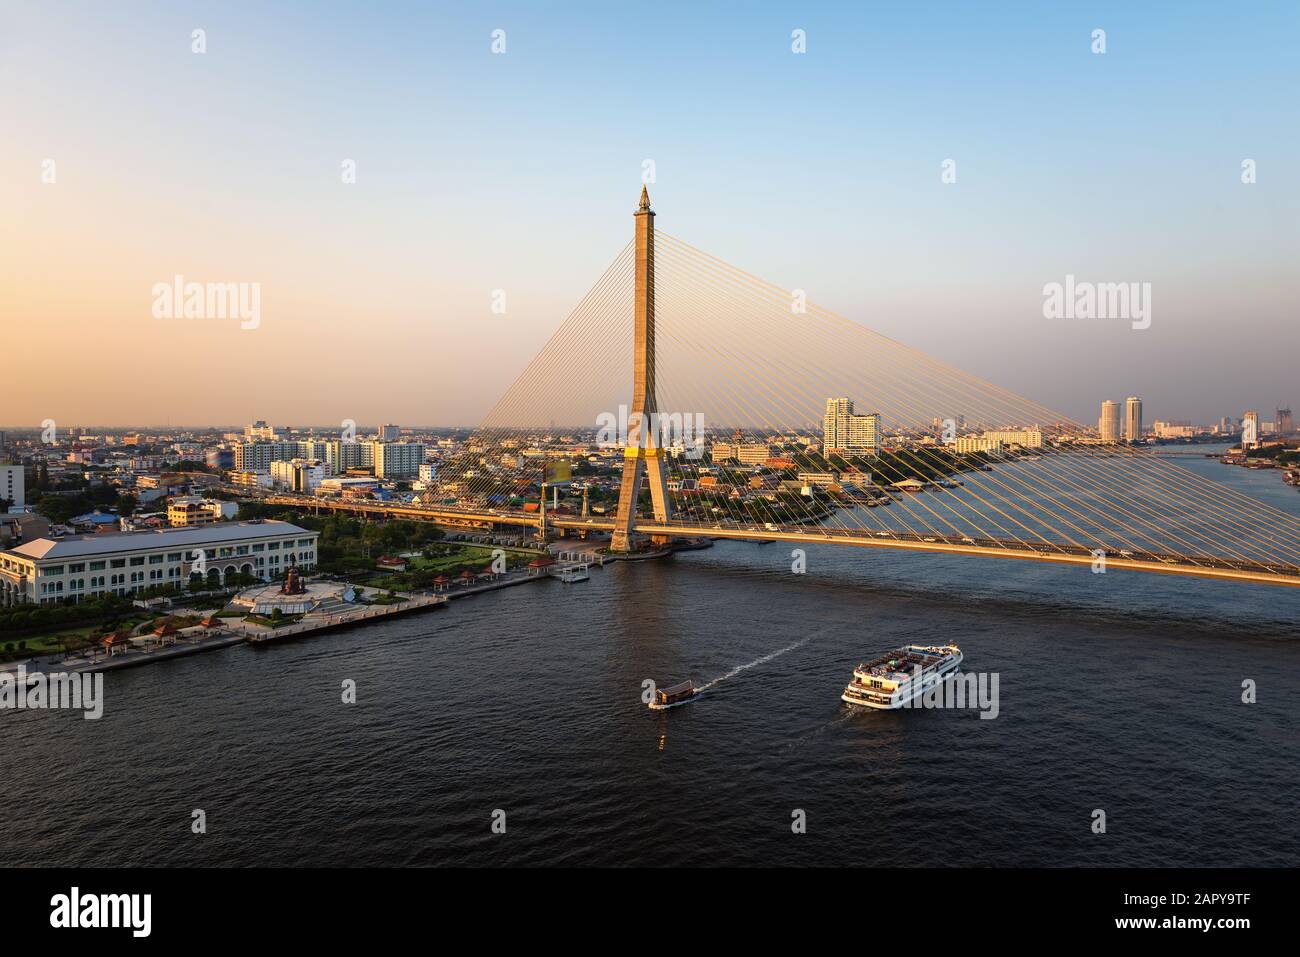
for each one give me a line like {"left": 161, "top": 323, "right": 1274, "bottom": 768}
{"left": 3, "top": 0, "right": 1296, "bottom": 426}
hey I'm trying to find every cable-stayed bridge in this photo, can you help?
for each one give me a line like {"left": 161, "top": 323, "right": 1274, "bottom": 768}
{"left": 278, "top": 188, "right": 1300, "bottom": 589}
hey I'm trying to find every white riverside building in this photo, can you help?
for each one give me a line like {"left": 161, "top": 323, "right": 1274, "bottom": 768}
{"left": 0, "top": 520, "right": 318, "bottom": 606}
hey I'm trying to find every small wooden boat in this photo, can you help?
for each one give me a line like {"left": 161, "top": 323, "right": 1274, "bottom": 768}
{"left": 648, "top": 680, "right": 696, "bottom": 710}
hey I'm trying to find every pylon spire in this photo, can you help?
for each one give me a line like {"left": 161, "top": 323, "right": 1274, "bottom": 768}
{"left": 611, "top": 183, "right": 672, "bottom": 551}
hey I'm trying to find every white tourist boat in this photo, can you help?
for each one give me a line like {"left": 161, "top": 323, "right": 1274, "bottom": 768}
{"left": 841, "top": 644, "right": 963, "bottom": 709}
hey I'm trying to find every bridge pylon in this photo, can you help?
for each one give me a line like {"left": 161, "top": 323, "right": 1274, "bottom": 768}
{"left": 611, "top": 186, "right": 673, "bottom": 551}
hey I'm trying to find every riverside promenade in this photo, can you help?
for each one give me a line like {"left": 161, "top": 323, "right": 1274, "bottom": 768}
{"left": 1, "top": 557, "right": 592, "bottom": 679}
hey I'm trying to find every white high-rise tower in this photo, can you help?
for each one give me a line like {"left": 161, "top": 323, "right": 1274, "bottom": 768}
{"left": 1124, "top": 397, "right": 1143, "bottom": 443}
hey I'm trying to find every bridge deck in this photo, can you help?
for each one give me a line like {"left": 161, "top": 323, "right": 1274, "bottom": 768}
{"left": 259, "top": 494, "right": 1300, "bottom": 588}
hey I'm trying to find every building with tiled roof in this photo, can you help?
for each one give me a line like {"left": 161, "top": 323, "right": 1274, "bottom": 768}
{"left": 0, "top": 520, "right": 317, "bottom": 606}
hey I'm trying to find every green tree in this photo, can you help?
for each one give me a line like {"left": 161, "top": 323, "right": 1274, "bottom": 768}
{"left": 87, "top": 484, "right": 119, "bottom": 507}
{"left": 36, "top": 494, "right": 87, "bottom": 524}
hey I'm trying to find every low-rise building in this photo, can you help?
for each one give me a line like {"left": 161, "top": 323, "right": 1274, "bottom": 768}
{"left": 980, "top": 429, "right": 1043, "bottom": 449}
{"left": 797, "top": 470, "right": 839, "bottom": 488}
{"left": 230, "top": 470, "right": 273, "bottom": 489}
{"left": 1152, "top": 421, "right": 1204, "bottom": 439}
{"left": 0, "top": 512, "right": 49, "bottom": 546}
{"left": 317, "top": 476, "right": 379, "bottom": 496}
{"left": 167, "top": 497, "right": 238, "bottom": 527}
{"left": 839, "top": 470, "right": 875, "bottom": 488}
{"left": 0, "top": 520, "right": 319, "bottom": 605}
{"left": 954, "top": 436, "right": 1005, "bottom": 454}
{"left": 68, "top": 511, "right": 120, "bottom": 534}
{"left": 270, "top": 458, "right": 326, "bottom": 492}
{"left": 712, "top": 443, "right": 773, "bottom": 465}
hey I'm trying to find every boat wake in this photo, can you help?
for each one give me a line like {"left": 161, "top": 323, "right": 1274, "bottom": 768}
{"left": 695, "top": 638, "right": 810, "bottom": 693}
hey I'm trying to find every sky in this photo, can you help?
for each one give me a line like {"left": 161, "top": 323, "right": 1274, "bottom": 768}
{"left": 2, "top": 0, "right": 1297, "bottom": 428}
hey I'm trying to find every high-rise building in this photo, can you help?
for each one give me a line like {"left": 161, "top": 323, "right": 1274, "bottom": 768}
{"left": 1243, "top": 410, "right": 1260, "bottom": 448}
{"left": 379, "top": 424, "right": 401, "bottom": 442}
{"left": 1123, "top": 397, "right": 1143, "bottom": 442}
{"left": 235, "top": 439, "right": 335, "bottom": 473}
{"left": 234, "top": 441, "right": 298, "bottom": 472}
{"left": 325, "top": 439, "right": 373, "bottom": 473}
{"left": 1099, "top": 400, "right": 1120, "bottom": 443}
{"left": 823, "top": 398, "right": 882, "bottom": 454}
{"left": 1276, "top": 407, "right": 1294, "bottom": 434}
{"left": 1, "top": 465, "right": 23, "bottom": 508}
{"left": 373, "top": 442, "right": 426, "bottom": 479}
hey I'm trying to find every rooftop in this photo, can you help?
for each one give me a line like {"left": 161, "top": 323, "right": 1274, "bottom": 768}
{"left": 3, "top": 520, "right": 313, "bottom": 561}
{"left": 70, "top": 511, "right": 120, "bottom": 525}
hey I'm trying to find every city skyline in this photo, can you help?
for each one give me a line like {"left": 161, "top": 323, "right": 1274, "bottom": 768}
{"left": 3, "top": 0, "right": 1298, "bottom": 907}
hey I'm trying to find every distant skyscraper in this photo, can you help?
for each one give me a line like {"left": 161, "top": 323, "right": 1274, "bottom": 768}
{"left": 1243, "top": 410, "right": 1260, "bottom": 448}
{"left": 1123, "top": 397, "right": 1143, "bottom": 442}
{"left": 823, "top": 397, "right": 881, "bottom": 454}
{"left": 1099, "top": 400, "right": 1120, "bottom": 443}
{"left": 1276, "top": 407, "right": 1293, "bottom": 434}
{"left": 379, "top": 424, "right": 401, "bottom": 442}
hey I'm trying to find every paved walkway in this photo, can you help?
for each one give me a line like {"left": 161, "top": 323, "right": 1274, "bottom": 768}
{"left": 2, "top": 565, "right": 582, "bottom": 678}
